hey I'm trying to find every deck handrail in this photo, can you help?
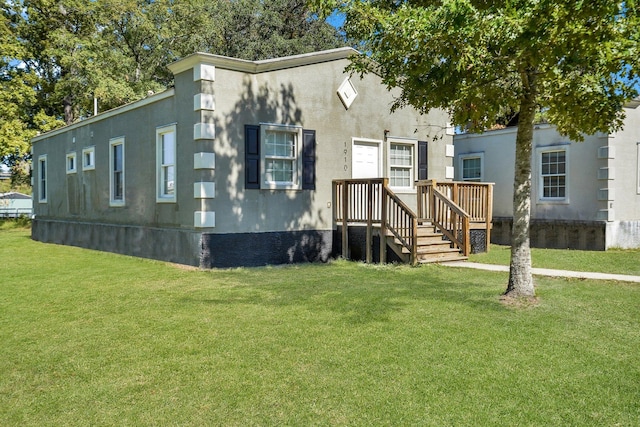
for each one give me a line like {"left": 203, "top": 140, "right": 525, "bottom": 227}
{"left": 383, "top": 186, "right": 418, "bottom": 264}
{"left": 417, "top": 179, "right": 493, "bottom": 250}
{"left": 432, "top": 188, "right": 470, "bottom": 256}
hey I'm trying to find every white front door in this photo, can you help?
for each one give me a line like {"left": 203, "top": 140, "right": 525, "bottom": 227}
{"left": 352, "top": 140, "right": 381, "bottom": 178}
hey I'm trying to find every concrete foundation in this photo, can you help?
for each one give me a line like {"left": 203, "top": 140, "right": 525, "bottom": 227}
{"left": 32, "top": 219, "right": 334, "bottom": 268}
{"left": 491, "top": 218, "right": 607, "bottom": 250}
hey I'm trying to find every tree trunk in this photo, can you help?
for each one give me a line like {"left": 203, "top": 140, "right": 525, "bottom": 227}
{"left": 63, "top": 94, "right": 74, "bottom": 125}
{"left": 505, "top": 69, "right": 537, "bottom": 297}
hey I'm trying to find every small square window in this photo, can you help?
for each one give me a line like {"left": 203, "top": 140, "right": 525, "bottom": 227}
{"left": 82, "top": 147, "right": 95, "bottom": 170}
{"left": 458, "top": 153, "right": 484, "bottom": 182}
{"left": 66, "top": 152, "right": 77, "bottom": 174}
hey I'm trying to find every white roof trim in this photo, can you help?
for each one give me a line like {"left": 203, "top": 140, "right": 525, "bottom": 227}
{"left": 33, "top": 89, "right": 175, "bottom": 143}
{"left": 625, "top": 97, "right": 640, "bottom": 109}
{"left": 168, "top": 47, "right": 358, "bottom": 75}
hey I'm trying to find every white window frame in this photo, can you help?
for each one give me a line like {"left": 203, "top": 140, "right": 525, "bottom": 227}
{"left": 109, "top": 137, "right": 125, "bottom": 206}
{"left": 66, "top": 152, "right": 77, "bottom": 174}
{"left": 260, "top": 123, "right": 303, "bottom": 190}
{"left": 386, "top": 137, "right": 417, "bottom": 190}
{"left": 459, "top": 152, "right": 484, "bottom": 182}
{"left": 537, "top": 144, "right": 570, "bottom": 203}
{"left": 156, "top": 124, "right": 177, "bottom": 202}
{"left": 82, "top": 146, "right": 95, "bottom": 171}
{"left": 38, "top": 154, "right": 47, "bottom": 203}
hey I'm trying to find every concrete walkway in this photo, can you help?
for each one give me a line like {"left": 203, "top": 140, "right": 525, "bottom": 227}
{"left": 444, "top": 261, "right": 640, "bottom": 283}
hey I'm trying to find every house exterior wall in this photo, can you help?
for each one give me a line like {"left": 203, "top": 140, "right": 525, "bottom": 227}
{"left": 32, "top": 48, "right": 453, "bottom": 267}
{"left": 455, "top": 124, "right": 606, "bottom": 220}
{"left": 455, "top": 103, "right": 640, "bottom": 250}
{"left": 608, "top": 105, "right": 640, "bottom": 221}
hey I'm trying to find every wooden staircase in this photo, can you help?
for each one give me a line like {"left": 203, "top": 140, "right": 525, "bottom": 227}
{"left": 385, "top": 222, "right": 468, "bottom": 264}
{"left": 333, "top": 178, "right": 493, "bottom": 266}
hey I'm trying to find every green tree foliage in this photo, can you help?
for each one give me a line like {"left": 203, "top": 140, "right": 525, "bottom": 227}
{"left": 312, "top": 0, "right": 639, "bottom": 297}
{"left": 1, "top": 2, "right": 62, "bottom": 182}
{"left": 1, "top": 0, "right": 343, "bottom": 169}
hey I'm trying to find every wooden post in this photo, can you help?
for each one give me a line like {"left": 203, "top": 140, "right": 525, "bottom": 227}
{"left": 416, "top": 181, "right": 423, "bottom": 220}
{"left": 485, "top": 183, "right": 493, "bottom": 252}
{"left": 411, "top": 215, "right": 418, "bottom": 266}
{"left": 366, "top": 180, "right": 373, "bottom": 263}
{"left": 341, "top": 180, "right": 349, "bottom": 260}
{"left": 429, "top": 180, "right": 436, "bottom": 222}
{"left": 380, "top": 178, "right": 388, "bottom": 264}
{"left": 463, "top": 218, "right": 471, "bottom": 256}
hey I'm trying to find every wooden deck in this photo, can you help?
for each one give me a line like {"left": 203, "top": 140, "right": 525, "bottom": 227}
{"left": 333, "top": 179, "right": 494, "bottom": 265}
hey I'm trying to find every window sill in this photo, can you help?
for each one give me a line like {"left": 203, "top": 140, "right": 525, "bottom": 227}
{"left": 156, "top": 197, "right": 176, "bottom": 203}
{"left": 389, "top": 187, "right": 416, "bottom": 194}
{"left": 537, "top": 198, "right": 570, "bottom": 205}
{"left": 261, "top": 183, "right": 301, "bottom": 191}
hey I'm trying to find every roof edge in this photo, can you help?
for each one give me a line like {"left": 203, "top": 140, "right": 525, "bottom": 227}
{"left": 168, "top": 47, "right": 359, "bottom": 75}
{"left": 32, "top": 89, "right": 175, "bottom": 143}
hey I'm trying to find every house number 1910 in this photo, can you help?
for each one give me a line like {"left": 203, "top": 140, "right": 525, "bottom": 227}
{"left": 344, "top": 142, "right": 348, "bottom": 171}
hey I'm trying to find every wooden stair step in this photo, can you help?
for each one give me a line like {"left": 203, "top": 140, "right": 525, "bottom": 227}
{"left": 417, "top": 254, "right": 468, "bottom": 264}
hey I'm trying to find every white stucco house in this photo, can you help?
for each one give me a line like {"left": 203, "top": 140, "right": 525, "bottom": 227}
{"left": 454, "top": 99, "right": 640, "bottom": 250}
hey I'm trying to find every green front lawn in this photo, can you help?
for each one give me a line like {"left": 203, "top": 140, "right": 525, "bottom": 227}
{"left": 1, "top": 228, "right": 639, "bottom": 425}
{"left": 471, "top": 244, "right": 640, "bottom": 276}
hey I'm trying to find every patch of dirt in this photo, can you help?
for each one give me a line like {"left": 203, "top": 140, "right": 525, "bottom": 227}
{"left": 499, "top": 294, "right": 540, "bottom": 309}
{"left": 167, "top": 262, "right": 201, "bottom": 271}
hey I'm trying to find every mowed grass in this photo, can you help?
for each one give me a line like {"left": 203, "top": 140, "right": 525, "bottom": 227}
{"left": 1, "top": 227, "right": 639, "bottom": 426}
{"left": 470, "top": 244, "right": 640, "bottom": 276}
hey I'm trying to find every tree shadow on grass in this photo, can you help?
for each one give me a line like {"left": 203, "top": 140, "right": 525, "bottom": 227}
{"left": 179, "top": 263, "right": 511, "bottom": 324}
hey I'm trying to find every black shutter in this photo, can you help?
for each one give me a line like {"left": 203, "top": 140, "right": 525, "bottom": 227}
{"left": 245, "top": 125, "right": 260, "bottom": 189}
{"left": 302, "top": 129, "right": 316, "bottom": 190}
{"left": 418, "top": 140, "right": 428, "bottom": 180}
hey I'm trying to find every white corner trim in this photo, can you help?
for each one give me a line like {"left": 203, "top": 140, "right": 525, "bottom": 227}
{"left": 194, "top": 182, "right": 216, "bottom": 199}
{"left": 194, "top": 152, "right": 215, "bottom": 169}
{"left": 194, "top": 64, "right": 215, "bottom": 82}
{"left": 194, "top": 211, "right": 216, "bottom": 228}
{"left": 194, "top": 93, "right": 215, "bottom": 111}
{"left": 445, "top": 122, "right": 455, "bottom": 135}
{"left": 194, "top": 123, "right": 216, "bottom": 140}
{"left": 445, "top": 166, "right": 455, "bottom": 179}
{"left": 445, "top": 144, "right": 455, "bottom": 158}
{"left": 598, "top": 167, "right": 615, "bottom": 180}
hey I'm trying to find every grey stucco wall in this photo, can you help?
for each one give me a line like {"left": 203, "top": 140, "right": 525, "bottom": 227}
{"left": 31, "top": 91, "right": 199, "bottom": 228}
{"left": 31, "top": 49, "right": 454, "bottom": 266}
{"left": 455, "top": 124, "right": 608, "bottom": 221}
{"left": 205, "top": 58, "right": 452, "bottom": 235}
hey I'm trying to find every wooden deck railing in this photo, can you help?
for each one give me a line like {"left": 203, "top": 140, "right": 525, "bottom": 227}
{"left": 334, "top": 178, "right": 493, "bottom": 264}
{"left": 383, "top": 187, "right": 418, "bottom": 265}
{"left": 432, "top": 188, "right": 471, "bottom": 256}
{"left": 334, "top": 178, "right": 417, "bottom": 264}
{"left": 417, "top": 180, "right": 493, "bottom": 245}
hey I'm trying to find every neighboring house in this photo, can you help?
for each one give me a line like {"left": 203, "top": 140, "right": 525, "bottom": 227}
{"left": 0, "top": 192, "right": 33, "bottom": 218}
{"left": 454, "top": 99, "right": 640, "bottom": 250}
{"left": 31, "top": 48, "right": 456, "bottom": 267}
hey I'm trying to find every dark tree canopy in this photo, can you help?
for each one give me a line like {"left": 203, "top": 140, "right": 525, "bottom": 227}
{"left": 0, "top": 0, "right": 344, "bottom": 172}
